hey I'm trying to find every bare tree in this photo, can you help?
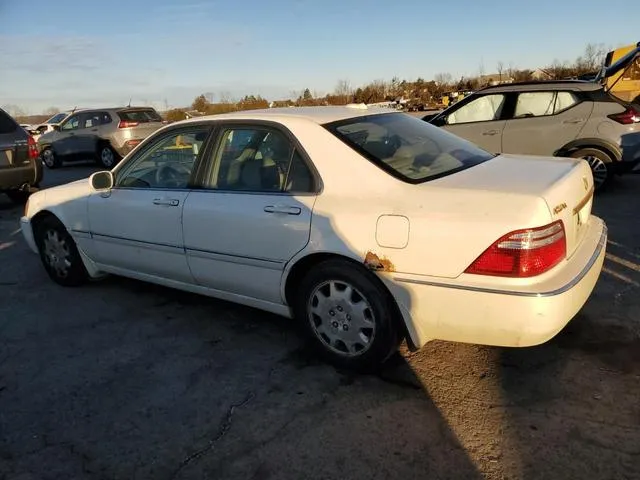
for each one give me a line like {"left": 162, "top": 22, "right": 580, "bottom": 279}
{"left": 433, "top": 73, "right": 453, "bottom": 87}
{"left": 496, "top": 61, "right": 504, "bottom": 82}
{"left": 43, "top": 107, "right": 59, "bottom": 116}
{"left": 3, "top": 105, "right": 27, "bottom": 118}
{"left": 334, "top": 79, "right": 352, "bottom": 104}
{"left": 576, "top": 43, "right": 607, "bottom": 73}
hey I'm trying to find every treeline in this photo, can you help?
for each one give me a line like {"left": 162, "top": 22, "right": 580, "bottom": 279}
{"left": 164, "top": 43, "right": 608, "bottom": 119}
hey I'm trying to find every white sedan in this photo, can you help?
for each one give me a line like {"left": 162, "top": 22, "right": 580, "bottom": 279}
{"left": 20, "top": 106, "right": 607, "bottom": 369}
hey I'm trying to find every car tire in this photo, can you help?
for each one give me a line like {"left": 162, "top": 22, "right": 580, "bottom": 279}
{"left": 5, "top": 190, "right": 30, "bottom": 204}
{"left": 570, "top": 148, "right": 613, "bottom": 192}
{"left": 33, "top": 215, "right": 88, "bottom": 287}
{"left": 41, "top": 148, "right": 60, "bottom": 169}
{"left": 97, "top": 144, "right": 118, "bottom": 169}
{"left": 293, "top": 259, "right": 402, "bottom": 371}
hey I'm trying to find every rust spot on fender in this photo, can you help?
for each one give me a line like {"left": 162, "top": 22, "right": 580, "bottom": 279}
{"left": 364, "top": 251, "right": 395, "bottom": 272}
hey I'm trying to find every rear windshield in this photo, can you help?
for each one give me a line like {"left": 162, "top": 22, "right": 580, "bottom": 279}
{"left": 325, "top": 112, "right": 494, "bottom": 183}
{"left": 0, "top": 109, "right": 18, "bottom": 134}
{"left": 118, "top": 109, "right": 163, "bottom": 123}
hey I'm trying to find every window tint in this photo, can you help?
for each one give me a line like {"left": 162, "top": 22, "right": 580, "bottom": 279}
{"left": 447, "top": 94, "right": 506, "bottom": 124}
{"left": 47, "top": 112, "right": 68, "bottom": 124}
{"left": 116, "top": 128, "right": 209, "bottom": 189}
{"left": 118, "top": 109, "right": 163, "bottom": 123}
{"left": 0, "top": 110, "right": 17, "bottom": 134}
{"left": 328, "top": 113, "right": 494, "bottom": 183}
{"left": 205, "top": 128, "right": 313, "bottom": 193}
{"left": 81, "top": 112, "right": 104, "bottom": 129}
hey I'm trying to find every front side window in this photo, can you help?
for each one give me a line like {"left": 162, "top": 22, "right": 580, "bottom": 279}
{"left": 204, "top": 127, "right": 314, "bottom": 193}
{"left": 447, "top": 94, "right": 506, "bottom": 124}
{"left": 61, "top": 115, "right": 80, "bottom": 131}
{"left": 327, "top": 113, "right": 494, "bottom": 183}
{"left": 115, "top": 128, "right": 210, "bottom": 189}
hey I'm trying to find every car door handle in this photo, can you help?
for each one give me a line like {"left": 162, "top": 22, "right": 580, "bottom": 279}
{"left": 264, "top": 205, "right": 302, "bottom": 215}
{"left": 153, "top": 198, "right": 180, "bottom": 206}
{"left": 482, "top": 129, "right": 500, "bottom": 136}
{"left": 562, "top": 118, "right": 584, "bottom": 124}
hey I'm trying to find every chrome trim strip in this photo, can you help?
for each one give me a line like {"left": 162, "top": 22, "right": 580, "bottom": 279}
{"left": 185, "top": 247, "right": 284, "bottom": 270}
{"left": 395, "top": 223, "right": 607, "bottom": 298}
{"left": 92, "top": 233, "right": 182, "bottom": 254}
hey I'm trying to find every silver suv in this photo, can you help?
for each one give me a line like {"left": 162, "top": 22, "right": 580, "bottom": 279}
{"left": 37, "top": 107, "right": 166, "bottom": 169}
{"left": 425, "top": 48, "right": 640, "bottom": 191}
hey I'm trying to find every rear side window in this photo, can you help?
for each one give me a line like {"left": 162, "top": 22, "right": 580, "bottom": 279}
{"left": 118, "top": 109, "right": 163, "bottom": 123}
{"left": 514, "top": 91, "right": 579, "bottom": 118}
{"left": 326, "top": 113, "right": 494, "bottom": 184}
{"left": 0, "top": 110, "right": 18, "bottom": 134}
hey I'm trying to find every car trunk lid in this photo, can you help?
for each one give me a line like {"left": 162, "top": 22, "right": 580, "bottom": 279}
{"left": 431, "top": 154, "right": 594, "bottom": 259}
{"left": 116, "top": 108, "right": 166, "bottom": 138}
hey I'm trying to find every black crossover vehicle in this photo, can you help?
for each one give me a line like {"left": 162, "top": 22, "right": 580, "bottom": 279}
{"left": 0, "top": 108, "right": 42, "bottom": 203}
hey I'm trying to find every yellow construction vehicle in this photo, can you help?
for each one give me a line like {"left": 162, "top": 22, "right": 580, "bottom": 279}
{"left": 601, "top": 42, "right": 640, "bottom": 103}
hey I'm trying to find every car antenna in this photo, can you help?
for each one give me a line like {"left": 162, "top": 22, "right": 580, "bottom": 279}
{"left": 127, "top": 97, "right": 132, "bottom": 107}
{"left": 71, "top": 105, "right": 77, "bottom": 114}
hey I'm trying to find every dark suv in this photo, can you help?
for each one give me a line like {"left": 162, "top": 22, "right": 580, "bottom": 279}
{"left": 0, "top": 108, "right": 42, "bottom": 203}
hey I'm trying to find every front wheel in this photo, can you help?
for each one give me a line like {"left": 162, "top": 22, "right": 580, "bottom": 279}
{"left": 33, "top": 216, "right": 88, "bottom": 287}
{"left": 41, "top": 148, "right": 60, "bottom": 169}
{"left": 570, "top": 148, "right": 613, "bottom": 192}
{"left": 293, "top": 259, "right": 402, "bottom": 371}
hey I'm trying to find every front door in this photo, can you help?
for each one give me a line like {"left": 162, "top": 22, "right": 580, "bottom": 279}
{"left": 183, "top": 125, "right": 318, "bottom": 304}
{"left": 501, "top": 90, "right": 593, "bottom": 156}
{"left": 440, "top": 93, "right": 509, "bottom": 153}
{"left": 86, "top": 125, "right": 212, "bottom": 283}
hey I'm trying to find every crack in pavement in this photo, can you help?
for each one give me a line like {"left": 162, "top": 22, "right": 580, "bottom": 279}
{"left": 170, "top": 391, "right": 255, "bottom": 480}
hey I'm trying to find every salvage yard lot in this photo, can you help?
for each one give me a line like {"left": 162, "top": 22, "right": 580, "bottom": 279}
{"left": 0, "top": 166, "right": 639, "bottom": 480}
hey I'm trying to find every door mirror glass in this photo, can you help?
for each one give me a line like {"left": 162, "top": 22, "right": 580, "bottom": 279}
{"left": 90, "top": 171, "right": 114, "bottom": 191}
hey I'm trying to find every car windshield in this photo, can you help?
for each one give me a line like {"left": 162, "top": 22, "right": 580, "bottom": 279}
{"left": 326, "top": 112, "right": 494, "bottom": 183}
{"left": 46, "top": 113, "right": 68, "bottom": 124}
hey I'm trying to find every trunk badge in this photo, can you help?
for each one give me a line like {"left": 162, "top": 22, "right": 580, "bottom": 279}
{"left": 553, "top": 203, "right": 568, "bottom": 215}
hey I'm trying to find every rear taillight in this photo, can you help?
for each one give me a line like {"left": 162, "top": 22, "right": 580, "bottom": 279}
{"left": 118, "top": 120, "right": 139, "bottom": 128}
{"left": 608, "top": 106, "right": 640, "bottom": 124}
{"left": 465, "top": 220, "right": 566, "bottom": 278}
{"left": 27, "top": 136, "right": 38, "bottom": 159}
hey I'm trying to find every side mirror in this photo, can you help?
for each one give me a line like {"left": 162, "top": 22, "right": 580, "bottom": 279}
{"left": 90, "top": 171, "right": 114, "bottom": 191}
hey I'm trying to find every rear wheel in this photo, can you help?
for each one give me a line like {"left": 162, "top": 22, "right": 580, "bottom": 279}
{"left": 293, "top": 259, "right": 402, "bottom": 371}
{"left": 96, "top": 144, "right": 118, "bottom": 168}
{"left": 33, "top": 216, "right": 88, "bottom": 287}
{"left": 5, "top": 189, "right": 30, "bottom": 204}
{"left": 570, "top": 148, "right": 613, "bottom": 192}
{"left": 41, "top": 148, "right": 60, "bottom": 169}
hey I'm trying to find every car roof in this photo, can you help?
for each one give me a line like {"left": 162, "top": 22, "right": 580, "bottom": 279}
{"left": 179, "top": 105, "right": 397, "bottom": 126}
{"left": 477, "top": 80, "right": 603, "bottom": 93}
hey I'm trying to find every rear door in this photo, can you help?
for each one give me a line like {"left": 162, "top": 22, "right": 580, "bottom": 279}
{"left": 182, "top": 124, "right": 318, "bottom": 304}
{"left": 501, "top": 90, "right": 593, "bottom": 156}
{"left": 437, "top": 93, "right": 509, "bottom": 153}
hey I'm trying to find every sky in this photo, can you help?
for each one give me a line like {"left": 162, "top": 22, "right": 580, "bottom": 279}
{"left": 0, "top": 0, "right": 637, "bottom": 114}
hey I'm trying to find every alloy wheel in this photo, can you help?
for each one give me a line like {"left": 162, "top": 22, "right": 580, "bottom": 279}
{"left": 583, "top": 155, "right": 608, "bottom": 189}
{"left": 42, "top": 229, "right": 72, "bottom": 279}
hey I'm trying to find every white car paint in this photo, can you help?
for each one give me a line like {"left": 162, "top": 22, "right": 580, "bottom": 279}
{"left": 20, "top": 106, "right": 606, "bottom": 352}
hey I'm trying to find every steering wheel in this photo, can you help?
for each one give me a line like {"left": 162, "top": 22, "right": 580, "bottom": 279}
{"left": 155, "top": 163, "right": 191, "bottom": 187}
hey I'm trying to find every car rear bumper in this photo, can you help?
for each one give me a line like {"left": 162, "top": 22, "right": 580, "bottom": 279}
{"left": 385, "top": 216, "right": 607, "bottom": 349}
{"left": 0, "top": 161, "right": 42, "bottom": 190}
{"left": 20, "top": 216, "right": 38, "bottom": 253}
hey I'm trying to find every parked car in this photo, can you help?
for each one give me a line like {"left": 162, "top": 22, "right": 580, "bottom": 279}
{"left": 31, "top": 111, "right": 73, "bottom": 137}
{"left": 424, "top": 46, "right": 640, "bottom": 191}
{"left": 20, "top": 106, "right": 606, "bottom": 369}
{"left": 0, "top": 108, "right": 42, "bottom": 203}
{"left": 37, "top": 106, "right": 166, "bottom": 169}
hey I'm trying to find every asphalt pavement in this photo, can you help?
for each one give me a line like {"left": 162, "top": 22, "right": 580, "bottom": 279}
{"left": 0, "top": 164, "right": 639, "bottom": 480}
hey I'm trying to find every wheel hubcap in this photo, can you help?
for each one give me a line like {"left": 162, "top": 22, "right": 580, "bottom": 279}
{"left": 583, "top": 155, "right": 608, "bottom": 188}
{"left": 101, "top": 148, "right": 114, "bottom": 167}
{"left": 42, "top": 230, "right": 71, "bottom": 278}
{"left": 42, "top": 150, "right": 54, "bottom": 166}
{"left": 307, "top": 280, "right": 376, "bottom": 357}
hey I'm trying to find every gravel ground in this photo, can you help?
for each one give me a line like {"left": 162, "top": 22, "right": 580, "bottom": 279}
{"left": 0, "top": 164, "right": 638, "bottom": 480}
